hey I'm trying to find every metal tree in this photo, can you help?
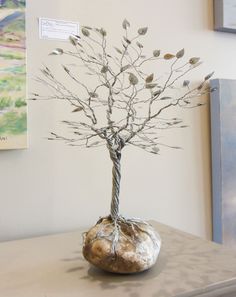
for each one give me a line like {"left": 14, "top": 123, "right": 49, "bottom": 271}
{"left": 33, "top": 19, "right": 214, "bottom": 223}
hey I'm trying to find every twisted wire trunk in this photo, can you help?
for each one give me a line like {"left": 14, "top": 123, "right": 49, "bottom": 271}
{"left": 108, "top": 148, "right": 121, "bottom": 222}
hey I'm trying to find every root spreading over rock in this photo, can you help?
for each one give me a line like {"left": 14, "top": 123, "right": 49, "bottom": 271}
{"left": 83, "top": 216, "right": 161, "bottom": 274}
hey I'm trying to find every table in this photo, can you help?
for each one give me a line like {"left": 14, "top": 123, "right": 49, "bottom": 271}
{"left": 1, "top": 221, "right": 236, "bottom": 297}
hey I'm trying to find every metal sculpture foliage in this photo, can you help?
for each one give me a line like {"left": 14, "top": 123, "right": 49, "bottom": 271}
{"left": 33, "top": 19, "right": 214, "bottom": 223}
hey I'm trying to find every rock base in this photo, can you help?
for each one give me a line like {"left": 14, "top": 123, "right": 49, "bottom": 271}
{"left": 83, "top": 217, "right": 161, "bottom": 274}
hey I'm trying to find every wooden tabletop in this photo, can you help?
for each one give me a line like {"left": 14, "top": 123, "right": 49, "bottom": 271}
{"left": 1, "top": 221, "right": 236, "bottom": 297}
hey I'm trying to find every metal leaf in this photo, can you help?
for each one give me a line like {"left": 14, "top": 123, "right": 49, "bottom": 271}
{"left": 172, "top": 120, "right": 182, "bottom": 124}
{"left": 122, "top": 19, "right": 130, "bottom": 29}
{"left": 183, "top": 80, "right": 190, "bottom": 87}
{"left": 97, "top": 53, "right": 103, "bottom": 60}
{"left": 160, "top": 96, "right": 172, "bottom": 100}
{"left": 123, "top": 36, "right": 131, "bottom": 44}
{"left": 49, "top": 48, "right": 63, "bottom": 55}
{"left": 62, "top": 65, "right": 70, "bottom": 73}
{"left": 183, "top": 100, "right": 190, "bottom": 104}
{"left": 129, "top": 73, "right": 139, "bottom": 85}
{"left": 72, "top": 106, "right": 83, "bottom": 112}
{"left": 41, "top": 69, "right": 50, "bottom": 77}
{"left": 69, "top": 36, "right": 80, "bottom": 46}
{"left": 204, "top": 71, "right": 214, "bottom": 81}
{"left": 99, "top": 28, "right": 107, "bottom": 37}
{"left": 88, "top": 55, "right": 96, "bottom": 60}
{"left": 151, "top": 147, "right": 160, "bottom": 154}
{"left": 122, "top": 42, "right": 127, "bottom": 49}
{"left": 145, "top": 73, "right": 154, "bottom": 83}
{"left": 114, "top": 47, "right": 123, "bottom": 54}
{"left": 81, "top": 28, "right": 90, "bottom": 37}
{"left": 89, "top": 92, "right": 98, "bottom": 98}
{"left": 176, "top": 48, "right": 185, "bottom": 59}
{"left": 89, "top": 141, "right": 100, "bottom": 146}
{"left": 197, "top": 83, "right": 204, "bottom": 90}
{"left": 145, "top": 83, "right": 157, "bottom": 89}
{"left": 153, "top": 49, "right": 160, "bottom": 57}
{"left": 101, "top": 65, "right": 109, "bottom": 73}
{"left": 164, "top": 53, "right": 175, "bottom": 60}
{"left": 69, "top": 36, "right": 76, "bottom": 46}
{"left": 136, "top": 41, "right": 143, "bottom": 48}
{"left": 138, "top": 27, "right": 148, "bottom": 35}
{"left": 189, "top": 57, "right": 200, "bottom": 65}
{"left": 74, "top": 34, "right": 81, "bottom": 40}
{"left": 120, "top": 65, "right": 130, "bottom": 72}
{"left": 153, "top": 90, "right": 161, "bottom": 96}
{"left": 172, "top": 146, "right": 182, "bottom": 149}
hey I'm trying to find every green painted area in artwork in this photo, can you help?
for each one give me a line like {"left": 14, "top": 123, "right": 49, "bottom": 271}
{"left": 4, "top": 17, "right": 24, "bottom": 31}
{"left": 0, "top": 97, "right": 12, "bottom": 109}
{"left": 0, "top": 97, "right": 26, "bottom": 110}
{"left": 14, "top": 98, "right": 26, "bottom": 108}
{"left": 0, "top": 51, "right": 24, "bottom": 60}
{"left": 0, "top": 73, "right": 25, "bottom": 92}
{"left": 2, "top": 64, "right": 26, "bottom": 74}
{"left": 1, "top": 0, "right": 25, "bottom": 8}
{"left": 0, "top": 111, "right": 26, "bottom": 135}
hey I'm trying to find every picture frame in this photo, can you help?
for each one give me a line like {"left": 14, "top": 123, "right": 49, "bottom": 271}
{"left": 210, "top": 79, "right": 236, "bottom": 247}
{"left": 214, "top": 0, "right": 236, "bottom": 33}
{"left": 0, "top": 0, "right": 27, "bottom": 150}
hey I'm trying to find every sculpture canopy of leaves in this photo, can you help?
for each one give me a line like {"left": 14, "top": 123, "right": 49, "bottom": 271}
{"left": 33, "top": 19, "right": 214, "bottom": 221}
{"left": 35, "top": 18, "right": 213, "bottom": 154}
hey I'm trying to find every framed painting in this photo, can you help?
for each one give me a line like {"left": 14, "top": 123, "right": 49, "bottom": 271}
{"left": 214, "top": 0, "right": 236, "bottom": 33}
{"left": 0, "top": 0, "right": 27, "bottom": 150}
{"left": 210, "top": 79, "right": 236, "bottom": 247}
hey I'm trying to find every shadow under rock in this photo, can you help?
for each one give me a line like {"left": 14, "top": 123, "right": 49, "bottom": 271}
{"left": 64, "top": 247, "right": 167, "bottom": 294}
{"left": 62, "top": 249, "right": 87, "bottom": 273}
{"left": 79, "top": 249, "right": 167, "bottom": 291}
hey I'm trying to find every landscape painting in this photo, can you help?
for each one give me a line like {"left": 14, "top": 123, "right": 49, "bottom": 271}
{"left": 210, "top": 79, "right": 236, "bottom": 247}
{"left": 0, "top": 0, "right": 27, "bottom": 150}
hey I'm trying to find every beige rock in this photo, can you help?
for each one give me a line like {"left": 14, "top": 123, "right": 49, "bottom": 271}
{"left": 83, "top": 217, "right": 161, "bottom": 274}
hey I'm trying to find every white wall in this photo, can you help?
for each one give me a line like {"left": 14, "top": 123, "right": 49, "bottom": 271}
{"left": 0, "top": 0, "right": 236, "bottom": 242}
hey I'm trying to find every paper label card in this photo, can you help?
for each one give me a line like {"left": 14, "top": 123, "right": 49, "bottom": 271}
{"left": 39, "top": 17, "right": 80, "bottom": 41}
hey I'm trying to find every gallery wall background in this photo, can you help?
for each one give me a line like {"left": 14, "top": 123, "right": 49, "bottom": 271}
{"left": 0, "top": 0, "right": 236, "bottom": 242}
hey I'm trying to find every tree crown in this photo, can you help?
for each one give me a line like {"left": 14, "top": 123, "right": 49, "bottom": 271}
{"left": 33, "top": 19, "right": 215, "bottom": 155}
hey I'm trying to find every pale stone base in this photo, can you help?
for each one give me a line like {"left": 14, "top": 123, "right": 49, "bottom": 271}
{"left": 83, "top": 217, "right": 161, "bottom": 274}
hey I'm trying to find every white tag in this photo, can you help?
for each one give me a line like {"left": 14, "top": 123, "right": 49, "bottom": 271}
{"left": 39, "top": 17, "right": 80, "bottom": 41}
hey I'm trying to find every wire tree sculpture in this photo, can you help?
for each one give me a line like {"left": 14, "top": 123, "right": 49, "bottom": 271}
{"left": 33, "top": 19, "right": 214, "bottom": 272}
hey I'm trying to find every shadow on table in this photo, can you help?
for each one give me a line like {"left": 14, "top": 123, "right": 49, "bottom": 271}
{"left": 64, "top": 249, "right": 167, "bottom": 294}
